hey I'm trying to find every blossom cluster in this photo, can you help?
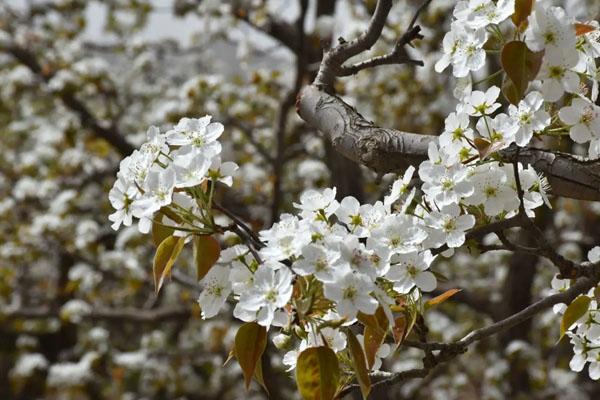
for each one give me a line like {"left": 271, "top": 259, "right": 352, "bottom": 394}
{"left": 189, "top": 124, "right": 548, "bottom": 373}
{"left": 106, "top": 0, "right": 599, "bottom": 383}
{"left": 550, "top": 247, "right": 600, "bottom": 380}
{"left": 437, "top": 0, "right": 600, "bottom": 158}
{"left": 108, "top": 117, "right": 238, "bottom": 233}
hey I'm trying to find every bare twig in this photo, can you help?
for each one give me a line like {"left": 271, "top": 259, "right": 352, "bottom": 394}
{"left": 315, "top": 0, "right": 394, "bottom": 89}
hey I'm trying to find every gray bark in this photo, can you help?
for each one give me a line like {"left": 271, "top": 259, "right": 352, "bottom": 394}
{"left": 297, "top": 85, "right": 600, "bottom": 201}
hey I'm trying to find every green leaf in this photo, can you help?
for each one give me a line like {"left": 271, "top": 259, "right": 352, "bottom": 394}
{"left": 425, "top": 288, "right": 462, "bottom": 310}
{"left": 153, "top": 235, "right": 185, "bottom": 294}
{"left": 511, "top": 0, "right": 534, "bottom": 30}
{"left": 193, "top": 235, "right": 221, "bottom": 280}
{"left": 501, "top": 41, "right": 543, "bottom": 104}
{"left": 234, "top": 322, "right": 267, "bottom": 390}
{"left": 296, "top": 346, "right": 340, "bottom": 400}
{"left": 152, "top": 213, "right": 174, "bottom": 247}
{"left": 346, "top": 329, "right": 371, "bottom": 399}
{"left": 560, "top": 295, "right": 591, "bottom": 340}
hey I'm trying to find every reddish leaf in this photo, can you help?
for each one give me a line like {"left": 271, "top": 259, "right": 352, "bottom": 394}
{"left": 153, "top": 236, "right": 185, "bottom": 294}
{"left": 346, "top": 329, "right": 371, "bottom": 399}
{"left": 363, "top": 324, "right": 386, "bottom": 370}
{"left": 425, "top": 288, "right": 462, "bottom": 309}
{"left": 511, "top": 0, "right": 534, "bottom": 29}
{"left": 501, "top": 41, "right": 544, "bottom": 103}
{"left": 358, "top": 307, "right": 389, "bottom": 369}
{"left": 194, "top": 235, "right": 221, "bottom": 280}
{"left": 575, "top": 22, "right": 597, "bottom": 36}
{"left": 152, "top": 214, "right": 174, "bottom": 247}
{"left": 392, "top": 315, "right": 407, "bottom": 344}
{"left": 296, "top": 346, "right": 340, "bottom": 400}
{"left": 253, "top": 357, "right": 270, "bottom": 396}
{"left": 234, "top": 322, "right": 267, "bottom": 389}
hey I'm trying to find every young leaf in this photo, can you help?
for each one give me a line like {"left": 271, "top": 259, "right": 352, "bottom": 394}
{"left": 194, "top": 235, "right": 221, "bottom": 280}
{"left": 234, "top": 322, "right": 267, "bottom": 390}
{"left": 474, "top": 137, "right": 503, "bottom": 159}
{"left": 153, "top": 235, "right": 185, "bottom": 294}
{"left": 502, "top": 77, "right": 522, "bottom": 106}
{"left": 152, "top": 213, "right": 174, "bottom": 247}
{"left": 296, "top": 346, "right": 340, "bottom": 400}
{"left": 501, "top": 41, "right": 543, "bottom": 103}
{"left": 560, "top": 295, "right": 591, "bottom": 340}
{"left": 392, "top": 315, "right": 407, "bottom": 344}
{"left": 253, "top": 357, "right": 270, "bottom": 396}
{"left": 575, "top": 22, "right": 597, "bottom": 36}
{"left": 346, "top": 329, "right": 371, "bottom": 399}
{"left": 425, "top": 288, "right": 462, "bottom": 310}
{"left": 363, "top": 324, "right": 386, "bottom": 370}
{"left": 511, "top": 0, "right": 534, "bottom": 29}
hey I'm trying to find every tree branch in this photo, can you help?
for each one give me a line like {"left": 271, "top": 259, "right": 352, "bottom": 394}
{"left": 315, "top": 0, "right": 394, "bottom": 89}
{"left": 297, "top": 86, "right": 600, "bottom": 201}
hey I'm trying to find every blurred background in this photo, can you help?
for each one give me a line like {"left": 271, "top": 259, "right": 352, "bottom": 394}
{"left": 1, "top": 0, "right": 600, "bottom": 399}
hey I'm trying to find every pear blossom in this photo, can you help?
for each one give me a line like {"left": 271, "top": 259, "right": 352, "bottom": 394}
{"left": 335, "top": 196, "right": 370, "bottom": 237}
{"left": 435, "top": 23, "right": 488, "bottom": 78}
{"left": 197, "top": 264, "right": 231, "bottom": 319}
{"left": 294, "top": 187, "right": 339, "bottom": 220}
{"left": 260, "top": 214, "right": 310, "bottom": 261}
{"left": 118, "top": 149, "right": 154, "bottom": 187}
{"left": 234, "top": 263, "right": 293, "bottom": 328}
{"left": 132, "top": 167, "right": 176, "bottom": 217}
{"left": 335, "top": 236, "right": 374, "bottom": 274}
{"left": 558, "top": 97, "right": 600, "bottom": 145}
{"left": 108, "top": 176, "right": 138, "bottom": 230}
{"left": 208, "top": 157, "right": 238, "bottom": 186}
{"left": 384, "top": 165, "right": 416, "bottom": 212}
{"left": 454, "top": 0, "right": 516, "bottom": 29}
{"left": 172, "top": 152, "right": 211, "bottom": 188}
{"left": 386, "top": 250, "right": 437, "bottom": 294}
{"left": 140, "top": 126, "right": 168, "bottom": 158}
{"left": 420, "top": 163, "right": 474, "bottom": 207}
{"left": 425, "top": 203, "right": 476, "bottom": 248}
{"left": 475, "top": 113, "right": 519, "bottom": 150}
{"left": 166, "top": 116, "right": 223, "bottom": 157}
{"left": 537, "top": 48, "right": 582, "bottom": 102}
{"left": 465, "top": 163, "right": 519, "bottom": 216}
{"left": 508, "top": 91, "right": 551, "bottom": 146}
{"left": 323, "top": 271, "right": 378, "bottom": 320}
{"left": 370, "top": 214, "right": 427, "bottom": 255}
{"left": 437, "top": 111, "right": 476, "bottom": 162}
{"left": 525, "top": 2, "right": 577, "bottom": 52}
{"left": 293, "top": 242, "right": 340, "bottom": 282}
{"left": 453, "top": 27, "right": 488, "bottom": 78}
{"left": 466, "top": 87, "right": 502, "bottom": 116}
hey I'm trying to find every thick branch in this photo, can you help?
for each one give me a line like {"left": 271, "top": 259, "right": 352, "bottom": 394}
{"left": 297, "top": 86, "right": 600, "bottom": 201}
